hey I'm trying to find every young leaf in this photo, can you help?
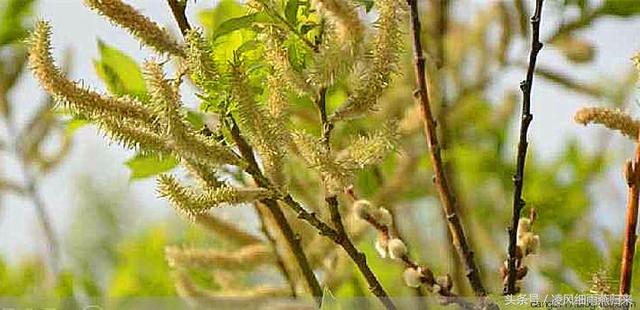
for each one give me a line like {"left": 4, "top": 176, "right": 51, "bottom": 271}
{"left": 285, "top": 0, "right": 299, "bottom": 25}
{"left": 93, "top": 39, "right": 147, "bottom": 100}
{"left": 212, "top": 13, "right": 267, "bottom": 40}
{"left": 125, "top": 153, "right": 179, "bottom": 180}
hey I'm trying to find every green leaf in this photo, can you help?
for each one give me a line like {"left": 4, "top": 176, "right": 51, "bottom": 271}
{"left": 125, "top": 153, "right": 179, "bottom": 180}
{"left": 212, "top": 13, "right": 261, "bottom": 40}
{"left": 356, "top": 0, "right": 374, "bottom": 12}
{"left": 0, "top": 0, "right": 35, "bottom": 46}
{"left": 64, "top": 118, "right": 90, "bottom": 136}
{"left": 94, "top": 40, "right": 147, "bottom": 100}
{"left": 186, "top": 110, "right": 205, "bottom": 129}
{"left": 600, "top": 0, "right": 640, "bottom": 17}
{"left": 198, "top": 0, "right": 245, "bottom": 34}
{"left": 285, "top": 0, "right": 299, "bottom": 25}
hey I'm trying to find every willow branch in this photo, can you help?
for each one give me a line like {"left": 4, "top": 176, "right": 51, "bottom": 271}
{"left": 256, "top": 204, "right": 298, "bottom": 298}
{"left": 325, "top": 196, "right": 397, "bottom": 310}
{"left": 620, "top": 133, "right": 640, "bottom": 294}
{"left": 167, "top": 0, "right": 191, "bottom": 36}
{"left": 227, "top": 116, "right": 323, "bottom": 305}
{"left": 406, "top": 0, "right": 487, "bottom": 297}
{"left": 505, "top": 0, "right": 544, "bottom": 295}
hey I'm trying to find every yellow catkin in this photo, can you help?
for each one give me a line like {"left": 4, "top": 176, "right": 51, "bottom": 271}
{"left": 331, "top": 0, "right": 406, "bottom": 120}
{"left": 165, "top": 244, "right": 272, "bottom": 270}
{"left": 143, "top": 61, "right": 240, "bottom": 167}
{"left": 312, "top": 0, "right": 363, "bottom": 44}
{"left": 574, "top": 106, "right": 640, "bottom": 140}
{"left": 185, "top": 29, "right": 218, "bottom": 91}
{"left": 84, "top": 0, "right": 184, "bottom": 56}
{"left": 192, "top": 213, "right": 263, "bottom": 246}
{"left": 28, "top": 21, "right": 156, "bottom": 124}
{"left": 157, "top": 174, "right": 270, "bottom": 219}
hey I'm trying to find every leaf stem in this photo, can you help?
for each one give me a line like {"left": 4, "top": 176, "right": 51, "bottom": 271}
{"left": 505, "top": 0, "right": 545, "bottom": 295}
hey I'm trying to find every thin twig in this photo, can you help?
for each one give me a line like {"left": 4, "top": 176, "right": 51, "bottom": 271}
{"left": 256, "top": 204, "right": 299, "bottom": 298}
{"left": 227, "top": 116, "right": 323, "bottom": 305}
{"left": 620, "top": 133, "right": 640, "bottom": 295}
{"left": 4, "top": 113, "right": 60, "bottom": 278}
{"left": 167, "top": 0, "right": 191, "bottom": 36}
{"left": 314, "top": 78, "right": 394, "bottom": 309}
{"left": 406, "top": 0, "right": 488, "bottom": 297}
{"left": 505, "top": 0, "right": 544, "bottom": 295}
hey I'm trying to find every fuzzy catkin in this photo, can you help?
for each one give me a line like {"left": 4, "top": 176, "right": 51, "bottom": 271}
{"left": 165, "top": 244, "right": 272, "bottom": 270}
{"left": 574, "top": 106, "right": 640, "bottom": 140}
{"left": 28, "top": 21, "right": 156, "bottom": 124}
{"left": 331, "top": 0, "right": 406, "bottom": 120}
{"left": 84, "top": 0, "right": 184, "bottom": 56}
{"left": 157, "top": 174, "right": 270, "bottom": 219}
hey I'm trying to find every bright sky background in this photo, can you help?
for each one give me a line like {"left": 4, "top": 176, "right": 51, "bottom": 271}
{"left": 1, "top": 0, "right": 640, "bottom": 266}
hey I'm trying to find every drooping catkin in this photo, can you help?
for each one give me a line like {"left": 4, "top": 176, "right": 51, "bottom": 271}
{"left": 336, "top": 122, "right": 398, "bottom": 170}
{"left": 143, "top": 61, "right": 240, "bottom": 167}
{"left": 192, "top": 213, "right": 263, "bottom": 246}
{"left": 157, "top": 174, "right": 270, "bottom": 219}
{"left": 331, "top": 0, "right": 406, "bottom": 120}
{"left": 165, "top": 244, "right": 273, "bottom": 270}
{"left": 292, "top": 130, "right": 350, "bottom": 194}
{"left": 28, "top": 21, "right": 156, "bottom": 124}
{"left": 84, "top": 0, "right": 184, "bottom": 56}
{"left": 229, "top": 62, "right": 289, "bottom": 189}
{"left": 574, "top": 106, "right": 640, "bottom": 140}
{"left": 185, "top": 29, "right": 218, "bottom": 92}
{"left": 307, "top": 0, "right": 364, "bottom": 87}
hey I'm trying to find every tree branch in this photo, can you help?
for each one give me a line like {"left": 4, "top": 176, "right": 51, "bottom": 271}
{"left": 505, "top": 0, "right": 545, "bottom": 295}
{"left": 226, "top": 116, "right": 323, "bottom": 305}
{"left": 405, "top": 0, "right": 488, "bottom": 297}
{"left": 620, "top": 133, "right": 640, "bottom": 294}
{"left": 167, "top": 0, "right": 191, "bottom": 36}
{"left": 325, "top": 196, "right": 397, "bottom": 310}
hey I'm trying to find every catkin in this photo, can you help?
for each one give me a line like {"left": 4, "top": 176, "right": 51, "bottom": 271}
{"left": 574, "top": 107, "right": 640, "bottom": 140}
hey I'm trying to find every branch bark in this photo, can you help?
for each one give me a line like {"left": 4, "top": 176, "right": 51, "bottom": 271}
{"left": 167, "top": 0, "right": 191, "bottom": 36}
{"left": 406, "top": 0, "right": 487, "bottom": 297}
{"left": 505, "top": 0, "right": 544, "bottom": 295}
{"left": 227, "top": 117, "right": 323, "bottom": 305}
{"left": 620, "top": 134, "right": 640, "bottom": 295}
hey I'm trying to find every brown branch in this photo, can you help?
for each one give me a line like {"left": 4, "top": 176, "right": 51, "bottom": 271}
{"left": 256, "top": 205, "right": 298, "bottom": 298}
{"left": 226, "top": 116, "right": 323, "bottom": 305}
{"left": 167, "top": 0, "right": 191, "bottom": 36}
{"left": 620, "top": 133, "right": 640, "bottom": 295}
{"left": 406, "top": 0, "right": 487, "bottom": 297}
{"left": 326, "top": 196, "right": 397, "bottom": 310}
{"left": 505, "top": 0, "right": 544, "bottom": 295}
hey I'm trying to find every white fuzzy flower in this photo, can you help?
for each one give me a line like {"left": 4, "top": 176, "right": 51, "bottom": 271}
{"left": 353, "top": 199, "right": 373, "bottom": 219}
{"left": 371, "top": 207, "right": 392, "bottom": 226}
{"left": 388, "top": 238, "right": 407, "bottom": 260}
{"left": 403, "top": 267, "right": 423, "bottom": 288}
{"left": 517, "top": 218, "right": 531, "bottom": 236}
{"left": 375, "top": 238, "right": 388, "bottom": 258}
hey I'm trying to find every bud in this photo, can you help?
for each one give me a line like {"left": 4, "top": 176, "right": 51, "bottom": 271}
{"left": 371, "top": 207, "right": 393, "bottom": 226}
{"left": 388, "top": 238, "right": 407, "bottom": 260}
{"left": 517, "top": 218, "right": 531, "bottom": 235}
{"left": 403, "top": 267, "right": 423, "bottom": 288}
{"left": 353, "top": 199, "right": 373, "bottom": 219}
